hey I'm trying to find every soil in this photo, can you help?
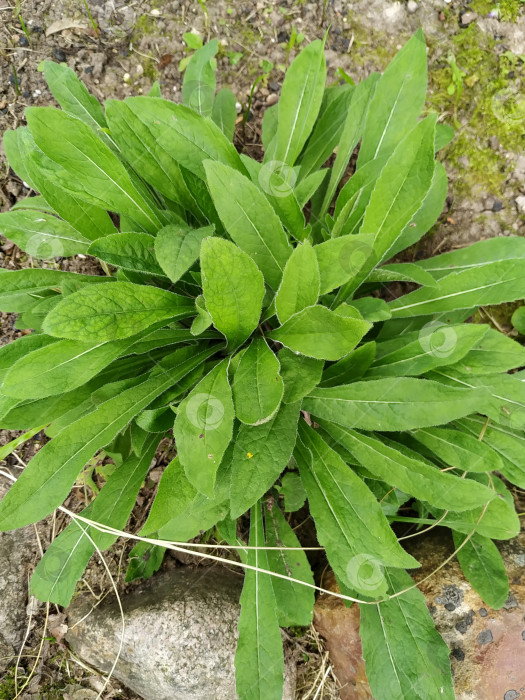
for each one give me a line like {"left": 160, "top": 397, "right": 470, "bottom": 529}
{"left": 0, "top": 0, "right": 524, "bottom": 698}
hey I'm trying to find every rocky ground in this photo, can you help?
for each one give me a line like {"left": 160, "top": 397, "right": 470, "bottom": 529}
{"left": 0, "top": 0, "right": 524, "bottom": 698}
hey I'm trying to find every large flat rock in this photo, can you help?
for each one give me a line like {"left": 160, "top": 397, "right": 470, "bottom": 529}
{"left": 66, "top": 566, "right": 296, "bottom": 700}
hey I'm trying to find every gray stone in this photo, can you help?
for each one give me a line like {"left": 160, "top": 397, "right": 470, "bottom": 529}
{"left": 515, "top": 195, "right": 525, "bottom": 214}
{"left": 460, "top": 11, "right": 478, "bottom": 27}
{"left": 66, "top": 568, "right": 296, "bottom": 700}
{"left": 0, "top": 476, "right": 37, "bottom": 671}
{"left": 407, "top": 0, "right": 418, "bottom": 13}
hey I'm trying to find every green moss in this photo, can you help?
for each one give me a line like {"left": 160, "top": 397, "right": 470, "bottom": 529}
{"left": 0, "top": 668, "right": 16, "bottom": 699}
{"left": 133, "top": 13, "right": 157, "bottom": 39}
{"left": 428, "top": 24, "right": 524, "bottom": 196}
{"left": 471, "top": 0, "right": 524, "bottom": 20}
{"left": 143, "top": 58, "right": 159, "bottom": 82}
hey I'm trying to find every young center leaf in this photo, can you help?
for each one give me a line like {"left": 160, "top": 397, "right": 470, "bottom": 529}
{"left": 201, "top": 237, "right": 265, "bottom": 349}
{"left": 275, "top": 241, "right": 320, "bottom": 323}
{"left": 154, "top": 224, "right": 214, "bottom": 283}
{"left": 174, "top": 358, "right": 235, "bottom": 498}
{"left": 232, "top": 337, "right": 284, "bottom": 425}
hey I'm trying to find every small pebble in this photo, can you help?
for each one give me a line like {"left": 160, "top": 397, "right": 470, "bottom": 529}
{"left": 484, "top": 196, "right": 495, "bottom": 210}
{"left": 516, "top": 195, "right": 525, "bottom": 214}
{"left": 32, "top": 89, "right": 41, "bottom": 98}
{"left": 493, "top": 199, "right": 503, "bottom": 212}
{"left": 269, "top": 81, "right": 280, "bottom": 92}
{"left": 18, "top": 35, "right": 29, "bottom": 47}
{"left": 123, "top": 72, "right": 131, "bottom": 83}
{"left": 52, "top": 47, "right": 67, "bottom": 63}
{"left": 489, "top": 135, "right": 500, "bottom": 150}
{"left": 477, "top": 629, "right": 493, "bottom": 645}
{"left": 407, "top": 0, "right": 418, "bottom": 13}
{"left": 479, "top": 607, "right": 487, "bottom": 617}
{"left": 150, "top": 8, "right": 160, "bottom": 15}
{"left": 266, "top": 93, "right": 279, "bottom": 106}
{"left": 235, "top": 101, "right": 242, "bottom": 114}
{"left": 460, "top": 11, "right": 478, "bottom": 27}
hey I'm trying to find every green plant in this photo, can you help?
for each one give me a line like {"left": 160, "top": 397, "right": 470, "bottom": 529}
{"left": 1, "top": 32, "right": 525, "bottom": 699}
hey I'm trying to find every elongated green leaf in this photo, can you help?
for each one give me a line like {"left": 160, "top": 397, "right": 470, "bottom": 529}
{"left": 0, "top": 333, "right": 58, "bottom": 385}
{"left": 211, "top": 88, "right": 237, "bottom": 141}
{"left": 452, "top": 327, "right": 525, "bottom": 375}
{"left": 279, "top": 472, "right": 306, "bottom": 512}
{"left": 411, "top": 426, "right": 503, "bottom": 473}
{"left": 304, "top": 377, "right": 492, "bottom": 432}
{"left": 357, "top": 29, "right": 427, "bottom": 167}
{"left": 367, "top": 262, "right": 437, "bottom": 287}
{"left": 275, "top": 241, "right": 319, "bottom": 323}
{"left": 457, "top": 416, "right": 525, "bottom": 488}
{"left": 0, "top": 210, "right": 91, "bottom": 257}
{"left": 201, "top": 237, "right": 265, "bottom": 349}
{"left": 319, "top": 73, "right": 379, "bottom": 215}
{"left": 453, "top": 531, "right": 509, "bottom": 609}
{"left": 366, "top": 324, "right": 487, "bottom": 378}
{"left": 43, "top": 282, "right": 194, "bottom": 341}
{"left": 10, "top": 195, "right": 55, "bottom": 213}
{"left": 230, "top": 402, "right": 301, "bottom": 518}
{"left": 141, "top": 456, "right": 228, "bottom": 540}
{"left": 89, "top": 232, "right": 163, "bottom": 276}
{"left": 124, "top": 97, "right": 244, "bottom": 179}
{"left": 320, "top": 342, "right": 376, "bottom": 387}
{"left": 0, "top": 348, "right": 214, "bottom": 530}
{"left": 41, "top": 60, "right": 106, "bottom": 129}
{"left": 269, "top": 305, "right": 371, "bottom": 361}
{"left": 274, "top": 38, "right": 326, "bottom": 167}
{"left": 359, "top": 568, "right": 454, "bottom": 700}
{"left": 6, "top": 128, "right": 117, "bottom": 241}
{"left": 417, "top": 235, "right": 525, "bottom": 280}
{"left": 154, "top": 224, "right": 213, "bottom": 283}
{"left": 30, "top": 435, "right": 159, "bottom": 605}
{"left": 264, "top": 504, "right": 315, "bottom": 627}
{"left": 278, "top": 348, "right": 323, "bottom": 404}
{"left": 127, "top": 327, "right": 219, "bottom": 355}
{"left": 26, "top": 108, "right": 161, "bottom": 232}
{"left": 204, "top": 161, "right": 291, "bottom": 290}
{"left": 314, "top": 233, "right": 374, "bottom": 296}
{"left": 296, "top": 425, "right": 418, "bottom": 596}
{"left": 233, "top": 338, "right": 284, "bottom": 425}
{"left": 320, "top": 422, "right": 496, "bottom": 511}
{"left": 174, "top": 359, "right": 234, "bottom": 498}
{"left": 235, "top": 503, "right": 284, "bottom": 700}
{"left": 182, "top": 39, "right": 218, "bottom": 117}
{"left": 298, "top": 84, "right": 355, "bottom": 178}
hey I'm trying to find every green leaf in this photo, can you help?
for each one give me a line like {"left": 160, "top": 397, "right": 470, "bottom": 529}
{"left": 389, "top": 259, "right": 525, "bottom": 317}
{"left": 319, "top": 73, "right": 379, "bottom": 215}
{"left": 0, "top": 210, "right": 91, "bottom": 257}
{"left": 367, "top": 262, "right": 438, "bottom": 287}
{"left": 0, "top": 350, "right": 214, "bottom": 530}
{"left": 348, "top": 297, "right": 391, "bottom": 322}
{"left": 154, "top": 224, "right": 214, "bottom": 283}
{"left": 278, "top": 348, "right": 323, "bottom": 404}
{"left": 174, "top": 359, "right": 234, "bottom": 498}
{"left": 89, "top": 232, "right": 163, "bottom": 276}
{"left": 512, "top": 305, "right": 525, "bottom": 334}
{"left": 274, "top": 38, "right": 326, "bottom": 167}
{"left": 411, "top": 426, "right": 503, "bottom": 473}
{"left": 43, "top": 282, "right": 194, "bottom": 341}
{"left": 211, "top": 88, "right": 237, "bottom": 141}
{"left": 304, "top": 377, "right": 492, "bottom": 432}
{"left": 126, "top": 541, "right": 166, "bottom": 582}
{"left": 182, "top": 39, "right": 218, "bottom": 117}
{"left": 269, "top": 305, "right": 371, "bottom": 361}
{"left": 41, "top": 60, "right": 106, "bottom": 129}
{"left": 264, "top": 504, "right": 315, "bottom": 626}
{"left": 230, "top": 402, "right": 301, "bottom": 518}
{"left": 1, "top": 335, "right": 139, "bottom": 400}
{"left": 30, "top": 435, "right": 159, "bottom": 605}
{"left": 359, "top": 568, "right": 454, "bottom": 700}
{"left": 320, "top": 342, "right": 376, "bottom": 387}
{"left": 453, "top": 531, "right": 509, "bottom": 609}
{"left": 232, "top": 338, "right": 284, "bottom": 425}
{"left": 357, "top": 29, "right": 427, "bottom": 167}
{"left": 201, "top": 237, "right": 265, "bottom": 349}
{"left": 366, "top": 324, "right": 487, "bottom": 378}
{"left": 457, "top": 416, "right": 525, "bottom": 488}
{"left": 319, "top": 421, "right": 496, "bottom": 512}
{"left": 123, "top": 97, "right": 244, "bottom": 180}
{"left": 204, "top": 161, "right": 291, "bottom": 290}
{"left": 275, "top": 241, "right": 319, "bottom": 323}
{"left": 235, "top": 502, "right": 284, "bottom": 700}
{"left": 314, "top": 234, "right": 375, "bottom": 296}
{"left": 191, "top": 295, "right": 213, "bottom": 335}
{"left": 279, "top": 472, "right": 306, "bottom": 512}
{"left": 26, "top": 108, "right": 161, "bottom": 232}
{"left": 416, "top": 235, "right": 525, "bottom": 280}
{"left": 295, "top": 424, "right": 418, "bottom": 596}
{"left": 141, "top": 456, "right": 228, "bottom": 540}
{"left": 0, "top": 333, "right": 58, "bottom": 384}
